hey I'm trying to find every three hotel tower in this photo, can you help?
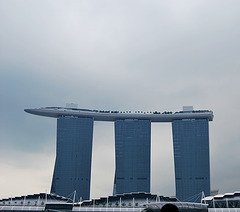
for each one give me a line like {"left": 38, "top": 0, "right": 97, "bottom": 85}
{"left": 25, "top": 106, "right": 213, "bottom": 202}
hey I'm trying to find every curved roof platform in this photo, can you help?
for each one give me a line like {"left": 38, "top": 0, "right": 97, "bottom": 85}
{"left": 203, "top": 191, "right": 240, "bottom": 201}
{"left": 24, "top": 107, "right": 214, "bottom": 122}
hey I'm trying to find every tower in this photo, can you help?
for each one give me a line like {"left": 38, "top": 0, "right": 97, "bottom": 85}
{"left": 51, "top": 116, "right": 94, "bottom": 200}
{"left": 172, "top": 118, "right": 210, "bottom": 202}
{"left": 113, "top": 119, "right": 151, "bottom": 195}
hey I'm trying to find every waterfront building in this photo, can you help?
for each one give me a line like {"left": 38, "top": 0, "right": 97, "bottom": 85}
{"left": 203, "top": 191, "right": 240, "bottom": 209}
{"left": 25, "top": 106, "right": 213, "bottom": 202}
{"left": 0, "top": 192, "right": 208, "bottom": 212}
{"left": 51, "top": 117, "right": 93, "bottom": 200}
{"left": 0, "top": 193, "right": 71, "bottom": 207}
{"left": 114, "top": 120, "right": 151, "bottom": 195}
{"left": 80, "top": 192, "right": 179, "bottom": 208}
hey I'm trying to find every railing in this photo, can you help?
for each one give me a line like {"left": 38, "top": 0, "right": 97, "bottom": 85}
{"left": 73, "top": 207, "right": 143, "bottom": 212}
{"left": 0, "top": 205, "right": 45, "bottom": 211}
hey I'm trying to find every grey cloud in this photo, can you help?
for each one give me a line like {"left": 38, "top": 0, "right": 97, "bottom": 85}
{"left": 1, "top": 0, "right": 240, "bottom": 199}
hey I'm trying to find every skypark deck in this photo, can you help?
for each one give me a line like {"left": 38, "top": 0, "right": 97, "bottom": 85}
{"left": 24, "top": 107, "right": 214, "bottom": 122}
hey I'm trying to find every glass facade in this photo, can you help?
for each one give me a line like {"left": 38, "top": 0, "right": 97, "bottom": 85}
{"left": 172, "top": 119, "right": 210, "bottom": 202}
{"left": 51, "top": 117, "right": 93, "bottom": 200}
{"left": 114, "top": 119, "right": 151, "bottom": 195}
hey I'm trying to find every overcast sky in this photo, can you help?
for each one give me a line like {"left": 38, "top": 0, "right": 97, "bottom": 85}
{"left": 1, "top": 0, "right": 240, "bottom": 200}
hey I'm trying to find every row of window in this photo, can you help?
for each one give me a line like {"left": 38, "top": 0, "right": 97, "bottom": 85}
{"left": 116, "top": 177, "right": 148, "bottom": 180}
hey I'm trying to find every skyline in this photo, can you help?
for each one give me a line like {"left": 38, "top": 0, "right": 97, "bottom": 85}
{"left": 1, "top": 0, "right": 240, "bottom": 200}
{"left": 24, "top": 106, "right": 212, "bottom": 201}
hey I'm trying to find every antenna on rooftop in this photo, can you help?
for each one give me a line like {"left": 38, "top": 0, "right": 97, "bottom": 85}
{"left": 183, "top": 106, "right": 193, "bottom": 111}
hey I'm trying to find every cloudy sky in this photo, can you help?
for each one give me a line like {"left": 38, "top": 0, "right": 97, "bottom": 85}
{"left": 1, "top": 0, "right": 240, "bottom": 200}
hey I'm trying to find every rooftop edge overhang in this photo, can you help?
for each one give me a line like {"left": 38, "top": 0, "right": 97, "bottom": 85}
{"left": 24, "top": 108, "right": 214, "bottom": 122}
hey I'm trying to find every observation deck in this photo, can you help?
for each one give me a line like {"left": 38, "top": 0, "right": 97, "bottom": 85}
{"left": 24, "top": 107, "right": 214, "bottom": 122}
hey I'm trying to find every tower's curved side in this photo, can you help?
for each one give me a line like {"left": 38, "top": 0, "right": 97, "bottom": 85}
{"left": 51, "top": 117, "right": 93, "bottom": 200}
